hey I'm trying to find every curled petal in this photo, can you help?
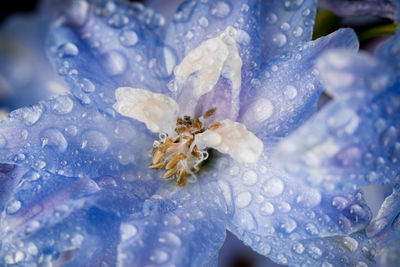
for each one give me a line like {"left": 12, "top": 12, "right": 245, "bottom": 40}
{"left": 114, "top": 87, "right": 179, "bottom": 134}
{"left": 196, "top": 119, "right": 263, "bottom": 164}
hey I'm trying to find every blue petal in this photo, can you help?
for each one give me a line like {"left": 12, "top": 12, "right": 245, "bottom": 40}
{"left": 260, "top": 0, "right": 317, "bottom": 60}
{"left": 214, "top": 148, "right": 371, "bottom": 246}
{"left": 0, "top": 94, "right": 160, "bottom": 185}
{"left": 240, "top": 230, "right": 376, "bottom": 266}
{"left": 117, "top": 180, "right": 227, "bottom": 266}
{"left": 0, "top": 14, "right": 67, "bottom": 111}
{"left": 145, "top": 0, "right": 185, "bottom": 24}
{"left": 239, "top": 28, "right": 359, "bottom": 138}
{"left": 0, "top": 165, "right": 29, "bottom": 213}
{"left": 47, "top": 0, "right": 173, "bottom": 112}
{"left": 275, "top": 50, "right": 399, "bottom": 194}
{"left": 377, "top": 32, "right": 400, "bottom": 76}
{"left": 319, "top": 0, "right": 396, "bottom": 20}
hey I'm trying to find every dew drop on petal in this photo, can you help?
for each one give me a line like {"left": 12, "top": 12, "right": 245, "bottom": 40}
{"left": 331, "top": 196, "right": 349, "bottom": 211}
{"left": 284, "top": 85, "right": 298, "bottom": 99}
{"left": 272, "top": 33, "right": 287, "bottom": 47}
{"left": 236, "top": 191, "right": 252, "bottom": 208}
{"left": 108, "top": 13, "right": 129, "bottom": 28}
{"left": 149, "top": 249, "right": 169, "bottom": 264}
{"left": 21, "top": 106, "right": 42, "bottom": 126}
{"left": 260, "top": 201, "right": 274, "bottom": 216}
{"left": 81, "top": 130, "right": 109, "bottom": 154}
{"left": 262, "top": 178, "right": 284, "bottom": 197}
{"left": 266, "top": 12, "right": 278, "bottom": 24}
{"left": 78, "top": 78, "right": 96, "bottom": 93}
{"left": 52, "top": 95, "right": 74, "bottom": 115}
{"left": 119, "top": 30, "right": 139, "bottom": 47}
{"left": 101, "top": 51, "right": 127, "bottom": 76}
{"left": 342, "top": 236, "right": 358, "bottom": 252}
{"left": 250, "top": 98, "right": 274, "bottom": 122}
{"left": 198, "top": 16, "right": 209, "bottom": 27}
{"left": 292, "top": 242, "right": 305, "bottom": 254}
{"left": 40, "top": 129, "right": 68, "bottom": 152}
{"left": 158, "top": 232, "right": 182, "bottom": 247}
{"left": 120, "top": 223, "right": 137, "bottom": 241}
{"left": 292, "top": 26, "right": 303, "bottom": 37}
{"left": 4, "top": 250, "right": 25, "bottom": 264}
{"left": 57, "top": 42, "right": 79, "bottom": 58}
{"left": 6, "top": 200, "right": 21, "bottom": 214}
{"left": 242, "top": 170, "right": 258, "bottom": 186}
{"left": 210, "top": 1, "right": 231, "bottom": 18}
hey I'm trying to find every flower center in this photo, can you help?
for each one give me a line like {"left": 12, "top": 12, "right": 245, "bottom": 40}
{"left": 149, "top": 108, "right": 220, "bottom": 186}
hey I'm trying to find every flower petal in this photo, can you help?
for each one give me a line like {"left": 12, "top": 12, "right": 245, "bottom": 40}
{"left": 196, "top": 119, "right": 263, "bottom": 164}
{"left": 274, "top": 50, "right": 399, "bottom": 194}
{"left": 0, "top": 164, "right": 29, "bottom": 213}
{"left": 114, "top": 87, "right": 179, "bottom": 134}
{"left": 47, "top": 0, "right": 173, "bottom": 112}
{"left": 116, "top": 180, "right": 227, "bottom": 266}
{"left": 0, "top": 94, "right": 158, "bottom": 182}
{"left": 0, "top": 14, "right": 67, "bottom": 111}
{"left": 377, "top": 32, "right": 400, "bottom": 76}
{"left": 239, "top": 28, "right": 359, "bottom": 138}
{"left": 260, "top": 0, "right": 317, "bottom": 60}
{"left": 239, "top": 230, "right": 376, "bottom": 266}
{"left": 319, "top": 0, "right": 396, "bottom": 20}
{"left": 215, "top": 148, "right": 371, "bottom": 244}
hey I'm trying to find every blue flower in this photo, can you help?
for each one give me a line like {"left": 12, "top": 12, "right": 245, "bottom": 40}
{"left": 0, "top": 0, "right": 388, "bottom": 266}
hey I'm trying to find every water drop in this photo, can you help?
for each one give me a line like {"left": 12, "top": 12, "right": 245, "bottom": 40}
{"left": 119, "top": 30, "right": 139, "bottom": 47}
{"left": 242, "top": 170, "right": 258, "bottom": 186}
{"left": 120, "top": 223, "right": 137, "bottom": 241}
{"left": 4, "top": 250, "right": 25, "bottom": 264}
{"left": 173, "top": 1, "right": 196, "bottom": 22}
{"left": 280, "top": 22, "right": 290, "bottom": 31}
{"left": 210, "top": 1, "right": 231, "bottom": 18}
{"left": 331, "top": 196, "right": 349, "bottom": 211}
{"left": 108, "top": 13, "right": 129, "bottom": 28}
{"left": 281, "top": 218, "right": 297, "bottom": 233}
{"left": 158, "top": 231, "right": 182, "bottom": 247}
{"left": 78, "top": 78, "right": 96, "bottom": 93}
{"left": 40, "top": 129, "right": 68, "bottom": 152}
{"left": 307, "top": 246, "right": 322, "bottom": 259}
{"left": 262, "top": 178, "right": 284, "bottom": 197}
{"left": 101, "top": 51, "right": 127, "bottom": 76}
{"left": 149, "top": 249, "right": 169, "bottom": 264}
{"left": 65, "top": 125, "right": 78, "bottom": 136}
{"left": 198, "top": 16, "right": 209, "bottom": 27}
{"left": 266, "top": 12, "right": 278, "bottom": 24}
{"left": 236, "top": 191, "right": 252, "bottom": 208}
{"left": 260, "top": 201, "right": 274, "bottom": 216}
{"left": 52, "top": 95, "right": 74, "bottom": 115}
{"left": 342, "top": 236, "right": 358, "bottom": 252}
{"left": 284, "top": 85, "right": 298, "bottom": 99}
{"left": 272, "top": 33, "right": 287, "bottom": 47}
{"left": 6, "top": 200, "right": 21, "bottom": 214}
{"left": 249, "top": 98, "right": 274, "bottom": 123}
{"left": 379, "top": 126, "right": 397, "bottom": 147}
{"left": 292, "top": 242, "right": 305, "bottom": 254}
{"left": 278, "top": 201, "right": 291, "bottom": 213}
{"left": 81, "top": 130, "right": 109, "bottom": 154}
{"left": 20, "top": 106, "right": 42, "bottom": 126}
{"left": 57, "top": 42, "right": 79, "bottom": 58}
{"left": 305, "top": 223, "right": 319, "bottom": 235}
{"left": 292, "top": 26, "right": 303, "bottom": 37}
{"left": 391, "top": 142, "right": 400, "bottom": 164}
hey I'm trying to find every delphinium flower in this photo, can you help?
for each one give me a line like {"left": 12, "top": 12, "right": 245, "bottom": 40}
{"left": 0, "top": 0, "right": 387, "bottom": 266}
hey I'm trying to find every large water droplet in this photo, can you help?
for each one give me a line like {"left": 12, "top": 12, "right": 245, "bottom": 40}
{"left": 158, "top": 232, "right": 182, "bottom": 247}
{"left": 6, "top": 200, "right": 21, "bottom": 214}
{"left": 262, "top": 178, "right": 284, "bottom": 197}
{"left": 81, "top": 130, "right": 109, "bottom": 154}
{"left": 149, "top": 249, "right": 169, "bottom": 264}
{"left": 57, "top": 42, "right": 79, "bottom": 58}
{"left": 20, "top": 106, "right": 42, "bottom": 126}
{"left": 342, "top": 236, "right": 358, "bottom": 252}
{"left": 101, "top": 51, "right": 127, "bottom": 76}
{"left": 236, "top": 191, "right": 252, "bottom": 208}
{"left": 40, "top": 129, "right": 68, "bottom": 152}
{"left": 210, "top": 1, "right": 231, "bottom": 18}
{"left": 52, "top": 95, "right": 74, "bottom": 115}
{"left": 120, "top": 223, "right": 137, "bottom": 241}
{"left": 119, "top": 30, "right": 139, "bottom": 47}
{"left": 272, "top": 33, "right": 287, "bottom": 47}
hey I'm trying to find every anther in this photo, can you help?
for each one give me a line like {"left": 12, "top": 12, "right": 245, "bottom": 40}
{"left": 163, "top": 165, "right": 179, "bottom": 179}
{"left": 209, "top": 122, "right": 221, "bottom": 130}
{"left": 203, "top": 107, "right": 216, "bottom": 119}
{"left": 166, "top": 153, "right": 184, "bottom": 170}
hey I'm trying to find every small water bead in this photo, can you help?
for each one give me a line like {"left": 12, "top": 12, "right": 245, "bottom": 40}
{"left": 21, "top": 106, "right": 43, "bottom": 126}
{"left": 108, "top": 13, "right": 129, "bottom": 28}
{"left": 236, "top": 191, "right": 252, "bottom": 208}
{"left": 284, "top": 85, "right": 298, "bottom": 99}
{"left": 302, "top": 8, "right": 311, "bottom": 16}
{"left": 4, "top": 250, "right": 25, "bottom": 264}
{"left": 13, "top": 153, "right": 26, "bottom": 163}
{"left": 118, "top": 147, "right": 135, "bottom": 165}
{"left": 210, "top": 1, "right": 231, "bottom": 18}
{"left": 280, "top": 22, "right": 290, "bottom": 31}
{"left": 6, "top": 200, "right": 21, "bottom": 214}
{"left": 70, "top": 234, "right": 84, "bottom": 248}
{"left": 262, "top": 178, "right": 284, "bottom": 197}
{"left": 120, "top": 223, "right": 137, "bottom": 241}
{"left": 260, "top": 201, "right": 274, "bottom": 216}
{"left": 198, "top": 16, "right": 209, "bottom": 27}
{"left": 250, "top": 98, "right": 274, "bottom": 123}
{"left": 307, "top": 245, "right": 322, "bottom": 259}
{"left": 305, "top": 223, "right": 319, "bottom": 235}
{"left": 81, "top": 130, "right": 109, "bottom": 154}
{"left": 281, "top": 218, "right": 297, "bottom": 233}
{"left": 331, "top": 196, "right": 349, "bottom": 211}
{"left": 292, "top": 26, "right": 303, "bottom": 37}
{"left": 342, "top": 236, "right": 358, "bottom": 252}
{"left": 265, "top": 12, "right": 278, "bottom": 24}
{"left": 242, "top": 170, "right": 258, "bottom": 186}
{"left": 173, "top": 0, "right": 196, "bottom": 22}
{"left": 379, "top": 126, "right": 397, "bottom": 147}
{"left": 52, "top": 95, "right": 74, "bottom": 115}
{"left": 57, "top": 42, "right": 79, "bottom": 58}
{"left": 272, "top": 33, "right": 287, "bottom": 47}
{"left": 292, "top": 242, "right": 305, "bottom": 254}
{"left": 40, "top": 129, "right": 68, "bottom": 152}
{"left": 65, "top": 125, "right": 78, "bottom": 136}
{"left": 158, "top": 231, "right": 182, "bottom": 247}
{"left": 78, "top": 78, "right": 96, "bottom": 93}
{"left": 163, "top": 214, "right": 181, "bottom": 227}
{"left": 149, "top": 249, "right": 169, "bottom": 264}
{"left": 278, "top": 201, "right": 291, "bottom": 213}
{"left": 26, "top": 242, "right": 38, "bottom": 256}
{"left": 119, "top": 30, "right": 138, "bottom": 47}
{"left": 101, "top": 50, "right": 127, "bottom": 76}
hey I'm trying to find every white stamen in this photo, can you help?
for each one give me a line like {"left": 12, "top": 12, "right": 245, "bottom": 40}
{"left": 113, "top": 87, "right": 179, "bottom": 134}
{"left": 196, "top": 119, "right": 263, "bottom": 164}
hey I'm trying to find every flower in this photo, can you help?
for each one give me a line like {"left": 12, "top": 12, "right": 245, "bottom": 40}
{"left": 0, "top": 0, "right": 388, "bottom": 266}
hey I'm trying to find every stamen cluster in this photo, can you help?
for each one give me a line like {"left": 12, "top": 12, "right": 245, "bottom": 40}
{"left": 149, "top": 108, "right": 218, "bottom": 186}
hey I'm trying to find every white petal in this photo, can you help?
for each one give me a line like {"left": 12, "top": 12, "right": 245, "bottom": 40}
{"left": 173, "top": 26, "right": 243, "bottom": 116}
{"left": 113, "top": 87, "right": 179, "bottom": 134}
{"left": 196, "top": 119, "right": 263, "bottom": 164}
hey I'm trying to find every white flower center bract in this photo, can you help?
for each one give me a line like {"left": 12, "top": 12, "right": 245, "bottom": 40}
{"left": 113, "top": 27, "right": 263, "bottom": 186}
